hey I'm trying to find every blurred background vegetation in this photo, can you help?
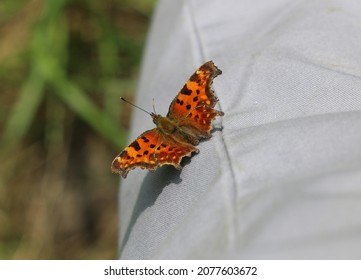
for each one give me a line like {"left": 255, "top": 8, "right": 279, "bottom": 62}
{"left": 0, "top": 0, "right": 155, "bottom": 259}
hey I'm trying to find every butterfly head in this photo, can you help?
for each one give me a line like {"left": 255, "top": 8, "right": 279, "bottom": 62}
{"left": 151, "top": 112, "right": 163, "bottom": 124}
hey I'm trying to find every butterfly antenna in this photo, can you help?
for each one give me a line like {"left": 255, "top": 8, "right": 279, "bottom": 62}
{"left": 152, "top": 98, "right": 157, "bottom": 114}
{"left": 120, "top": 97, "right": 152, "bottom": 116}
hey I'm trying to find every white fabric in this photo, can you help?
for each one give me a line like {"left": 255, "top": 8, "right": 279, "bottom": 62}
{"left": 118, "top": 0, "right": 361, "bottom": 259}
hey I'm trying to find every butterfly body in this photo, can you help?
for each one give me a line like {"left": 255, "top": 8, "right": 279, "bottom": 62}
{"left": 112, "top": 61, "right": 224, "bottom": 178}
{"left": 154, "top": 113, "right": 199, "bottom": 146}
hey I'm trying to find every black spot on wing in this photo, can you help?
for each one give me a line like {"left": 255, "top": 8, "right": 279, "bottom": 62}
{"left": 176, "top": 98, "right": 184, "bottom": 105}
{"left": 129, "top": 141, "right": 141, "bottom": 151}
{"left": 180, "top": 84, "right": 192, "bottom": 95}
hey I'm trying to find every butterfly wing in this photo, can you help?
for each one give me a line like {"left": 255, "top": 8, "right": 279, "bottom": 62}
{"left": 111, "top": 128, "right": 198, "bottom": 178}
{"left": 167, "top": 61, "right": 224, "bottom": 138}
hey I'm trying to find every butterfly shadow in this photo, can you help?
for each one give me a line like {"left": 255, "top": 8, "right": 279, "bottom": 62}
{"left": 119, "top": 164, "right": 186, "bottom": 256}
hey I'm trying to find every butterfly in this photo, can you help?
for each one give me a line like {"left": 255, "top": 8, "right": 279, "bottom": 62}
{"left": 111, "top": 61, "right": 224, "bottom": 178}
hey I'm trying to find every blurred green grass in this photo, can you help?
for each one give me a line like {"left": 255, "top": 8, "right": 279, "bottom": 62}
{"left": 0, "top": 0, "right": 155, "bottom": 259}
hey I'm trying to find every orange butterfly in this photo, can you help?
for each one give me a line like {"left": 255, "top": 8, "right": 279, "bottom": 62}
{"left": 111, "top": 61, "right": 224, "bottom": 178}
